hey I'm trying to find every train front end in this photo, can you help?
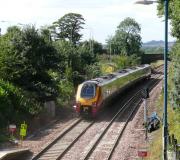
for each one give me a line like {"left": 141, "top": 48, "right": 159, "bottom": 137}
{"left": 74, "top": 81, "right": 101, "bottom": 117}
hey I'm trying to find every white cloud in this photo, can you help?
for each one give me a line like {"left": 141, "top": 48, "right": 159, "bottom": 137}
{"left": 0, "top": 0, "right": 175, "bottom": 43}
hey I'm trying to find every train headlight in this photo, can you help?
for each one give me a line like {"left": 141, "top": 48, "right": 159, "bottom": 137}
{"left": 76, "top": 101, "right": 81, "bottom": 107}
{"left": 74, "top": 101, "right": 81, "bottom": 112}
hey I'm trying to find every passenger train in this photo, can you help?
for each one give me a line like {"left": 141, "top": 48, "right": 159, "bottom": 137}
{"left": 74, "top": 64, "right": 151, "bottom": 117}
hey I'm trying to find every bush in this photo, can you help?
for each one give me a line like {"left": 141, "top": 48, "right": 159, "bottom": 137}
{"left": 0, "top": 80, "right": 41, "bottom": 128}
{"left": 57, "top": 79, "right": 74, "bottom": 105}
{"left": 85, "top": 63, "right": 102, "bottom": 79}
{"left": 169, "top": 41, "right": 180, "bottom": 108}
{"left": 112, "top": 54, "right": 141, "bottom": 69}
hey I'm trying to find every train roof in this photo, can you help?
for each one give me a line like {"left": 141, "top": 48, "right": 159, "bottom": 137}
{"left": 82, "top": 64, "right": 151, "bottom": 86}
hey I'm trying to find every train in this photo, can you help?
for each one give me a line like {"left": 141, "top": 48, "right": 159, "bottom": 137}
{"left": 73, "top": 64, "right": 151, "bottom": 117}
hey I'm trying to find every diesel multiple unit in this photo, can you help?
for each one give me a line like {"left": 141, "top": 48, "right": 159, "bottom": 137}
{"left": 74, "top": 64, "right": 151, "bottom": 117}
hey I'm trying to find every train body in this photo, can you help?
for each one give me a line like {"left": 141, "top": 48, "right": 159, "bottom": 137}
{"left": 74, "top": 64, "right": 151, "bottom": 117}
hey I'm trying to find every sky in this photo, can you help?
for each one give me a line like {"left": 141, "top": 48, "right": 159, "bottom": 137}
{"left": 0, "top": 0, "right": 175, "bottom": 44}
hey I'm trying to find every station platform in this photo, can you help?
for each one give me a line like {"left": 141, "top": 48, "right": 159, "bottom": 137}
{"left": 0, "top": 148, "right": 30, "bottom": 160}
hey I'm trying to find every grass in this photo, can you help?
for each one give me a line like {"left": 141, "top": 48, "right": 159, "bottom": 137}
{"left": 100, "top": 62, "right": 116, "bottom": 74}
{"left": 148, "top": 94, "right": 163, "bottom": 160}
{"left": 168, "top": 107, "right": 180, "bottom": 142}
{"left": 149, "top": 91, "right": 180, "bottom": 159}
{"left": 150, "top": 60, "right": 164, "bottom": 69}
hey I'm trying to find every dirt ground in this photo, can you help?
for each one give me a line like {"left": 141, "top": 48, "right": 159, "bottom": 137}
{"left": 112, "top": 79, "right": 163, "bottom": 160}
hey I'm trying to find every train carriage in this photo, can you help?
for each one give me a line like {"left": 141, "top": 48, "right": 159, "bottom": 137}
{"left": 74, "top": 64, "right": 151, "bottom": 117}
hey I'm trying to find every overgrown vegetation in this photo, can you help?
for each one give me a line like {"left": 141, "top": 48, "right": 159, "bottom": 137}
{"left": 149, "top": 94, "right": 163, "bottom": 160}
{"left": 157, "top": 0, "right": 180, "bottom": 128}
{"left": 148, "top": 1, "right": 180, "bottom": 158}
{"left": 0, "top": 13, "right": 143, "bottom": 138}
{"left": 106, "top": 17, "right": 143, "bottom": 56}
{"left": 143, "top": 46, "right": 163, "bottom": 54}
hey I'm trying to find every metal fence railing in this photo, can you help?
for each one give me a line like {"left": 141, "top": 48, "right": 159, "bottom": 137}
{"left": 168, "top": 134, "right": 180, "bottom": 160}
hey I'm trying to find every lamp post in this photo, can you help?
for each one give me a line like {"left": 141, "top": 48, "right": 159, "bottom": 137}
{"left": 135, "top": 1, "right": 168, "bottom": 160}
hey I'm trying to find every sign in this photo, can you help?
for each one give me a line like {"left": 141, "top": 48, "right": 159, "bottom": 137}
{"left": 9, "top": 124, "right": 16, "bottom": 133}
{"left": 20, "top": 122, "right": 27, "bottom": 137}
{"left": 138, "top": 150, "right": 148, "bottom": 157}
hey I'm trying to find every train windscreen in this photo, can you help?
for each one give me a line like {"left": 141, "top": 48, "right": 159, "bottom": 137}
{"left": 81, "top": 83, "right": 96, "bottom": 99}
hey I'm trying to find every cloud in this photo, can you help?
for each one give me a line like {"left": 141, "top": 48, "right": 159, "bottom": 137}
{"left": 0, "top": 0, "right": 175, "bottom": 43}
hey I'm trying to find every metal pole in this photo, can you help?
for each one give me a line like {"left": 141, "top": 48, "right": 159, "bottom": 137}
{"left": 143, "top": 99, "right": 148, "bottom": 140}
{"left": 163, "top": 0, "right": 168, "bottom": 159}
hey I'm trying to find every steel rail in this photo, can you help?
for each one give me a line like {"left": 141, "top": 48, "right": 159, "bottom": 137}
{"left": 82, "top": 92, "right": 142, "bottom": 160}
{"left": 107, "top": 70, "right": 164, "bottom": 160}
{"left": 56, "top": 122, "right": 94, "bottom": 160}
{"left": 32, "top": 65, "right": 163, "bottom": 160}
{"left": 83, "top": 67, "right": 163, "bottom": 160}
{"left": 32, "top": 118, "right": 82, "bottom": 160}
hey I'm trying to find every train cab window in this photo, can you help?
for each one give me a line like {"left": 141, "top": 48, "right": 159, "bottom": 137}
{"left": 81, "top": 83, "right": 96, "bottom": 99}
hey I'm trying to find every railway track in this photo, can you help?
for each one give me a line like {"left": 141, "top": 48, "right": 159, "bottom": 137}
{"left": 82, "top": 68, "right": 163, "bottom": 160}
{"left": 32, "top": 66, "right": 163, "bottom": 160}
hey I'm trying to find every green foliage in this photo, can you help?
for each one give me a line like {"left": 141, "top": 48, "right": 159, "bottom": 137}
{"left": 143, "top": 47, "right": 163, "bottom": 54}
{"left": 169, "top": 41, "right": 180, "bottom": 108}
{"left": 168, "top": 107, "right": 180, "bottom": 141}
{"left": 51, "top": 13, "right": 85, "bottom": 45}
{"left": 80, "top": 40, "right": 104, "bottom": 55}
{"left": 157, "top": 0, "right": 180, "bottom": 39}
{"left": 106, "top": 17, "right": 142, "bottom": 56}
{"left": 53, "top": 40, "right": 76, "bottom": 70}
{"left": 85, "top": 63, "right": 102, "bottom": 79}
{"left": 57, "top": 79, "right": 74, "bottom": 105}
{"left": 0, "top": 80, "right": 41, "bottom": 128}
{"left": 40, "top": 26, "right": 52, "bottom": 43}
{"left": 78, "top": 43, "right": 96, "bottom": 66}
{"left": 112, "top": 54, "right": 141, "bottom": 69}
{"left": 0, "top": 25, "right": 61, "bottom": 101}
{"left": 53, "top": 39, "right": 98, "bottom": 86}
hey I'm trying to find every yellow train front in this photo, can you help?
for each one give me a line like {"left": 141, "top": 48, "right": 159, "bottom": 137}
{"left": 74, "top": 64, "right": 151, "bottom": 118}
{"left": 74, "top": 81, "right": 103, "bottom": 117}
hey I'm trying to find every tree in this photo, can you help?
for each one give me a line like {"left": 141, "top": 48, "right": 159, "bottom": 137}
{"left": 53, "top": 39, "right": 97, "bottom": 86}
{"left": 157, "top": 0, "right": 180, "bottom": 108}
{"left": 51, "top": 13, "right": 85, "bottom": 45}
{"left": 157, "top": 0, "right": 180, "bottom": 39}
{"left": 40, "top": 26, "right": 52, "bottom": 43}
{"left": 106, "top": 17, "right": 142, "bottom": 56}
{"left": 0, "top": 25, "right": 62, "bottom": 101}
{"left": 80, "top": 40, "right": 104, "bottom": 55}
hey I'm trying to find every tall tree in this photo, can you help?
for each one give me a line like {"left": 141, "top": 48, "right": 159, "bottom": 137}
{"left": 0, "top": 25, "right": 61, "bottom": 101}
{"left": 157, "top": 0, "right": 180, "bottom": 108}
{"left": 106, "top": 17, "right": 142, "bottom": 56}
{"left": 157, "top": 0, "right": 180, "bottom": 39}
{"left": 51, "top": 13, "right": 85, "bottom": 45}
{"left": 80, "top": 40, "right": 104, "bottom": 55}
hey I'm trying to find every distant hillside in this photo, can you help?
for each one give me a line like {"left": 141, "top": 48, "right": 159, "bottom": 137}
{"left": 142, "top": 40, "right": 175, "bottom": 48}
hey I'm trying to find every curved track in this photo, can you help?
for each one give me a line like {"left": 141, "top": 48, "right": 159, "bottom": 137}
{"left": 82, "top": 67, "right": 163, "bottom": 160}
{"left": 32, "top": 66, "right": 163, "bottom": 160}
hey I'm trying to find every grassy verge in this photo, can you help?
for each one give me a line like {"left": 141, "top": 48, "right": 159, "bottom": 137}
{"left": 149, "top": 94, "right": 163, "bottom": 160}
{"left": 149, "top": 94, "right": 180, "bottom": 159}
{"left": 150, "top": 60, "right": 164, "bottom": 69}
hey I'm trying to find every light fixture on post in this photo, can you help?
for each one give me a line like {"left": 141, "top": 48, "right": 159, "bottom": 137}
{"left": 135, "top": 0, "right": 168, "bottom": 160}
{"left": 135, "top": 0, "right": 154, "bottom": 5}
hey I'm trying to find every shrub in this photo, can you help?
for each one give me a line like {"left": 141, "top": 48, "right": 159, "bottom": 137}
{"left": 0, "top": 80, "right": 41, "bottom": 128}
{"left": 112, "top": 54, "right": 141, "bottom": 69}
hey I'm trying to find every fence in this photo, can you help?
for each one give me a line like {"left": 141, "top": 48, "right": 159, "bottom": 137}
{"left": 168, "top": 134, "right": 180, "bottom": 160}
